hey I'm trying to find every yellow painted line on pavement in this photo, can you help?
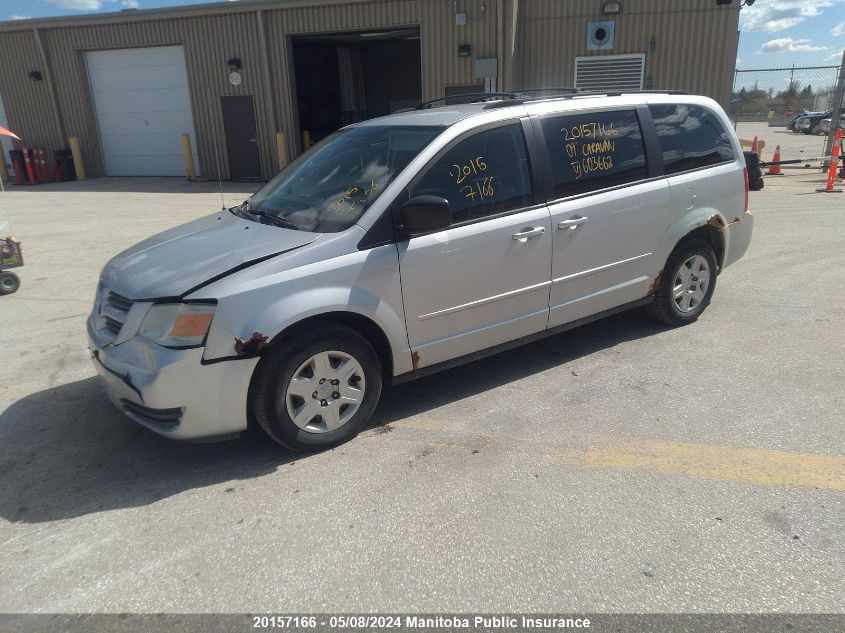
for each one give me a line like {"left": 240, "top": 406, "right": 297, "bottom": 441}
{"left": 389, "top": 420, "right": 845, "bottom": 491}
{"left": 548, "top": 439, "right": 845, "bottom": 491}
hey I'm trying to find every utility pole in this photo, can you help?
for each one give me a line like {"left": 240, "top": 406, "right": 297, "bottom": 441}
{"left": 823, "top": 51, "right": 845, "bottom": 170}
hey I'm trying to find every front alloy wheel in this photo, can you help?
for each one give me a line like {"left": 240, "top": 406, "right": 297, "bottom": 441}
{"left": 251, "top": 324, "right": 382, "bottom": 451}
{"left": 286, "top": 351, "right": 366, "bottom": 433}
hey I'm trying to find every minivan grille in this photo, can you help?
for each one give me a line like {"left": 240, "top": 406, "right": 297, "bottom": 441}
{"left": 107, "top": 291, "right": 133, "bottom": 312}
{"left": 99, "top": 289, "right": 134, "bottom": 338}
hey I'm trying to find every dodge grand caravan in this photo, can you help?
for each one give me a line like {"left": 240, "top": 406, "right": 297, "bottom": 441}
{"left": 88, "top": 91, "right": 753, "bottom": 451}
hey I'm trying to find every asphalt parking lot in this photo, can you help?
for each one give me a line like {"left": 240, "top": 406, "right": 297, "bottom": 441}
{"left": 0, "top": 174, "right": 843, "bottom": 613}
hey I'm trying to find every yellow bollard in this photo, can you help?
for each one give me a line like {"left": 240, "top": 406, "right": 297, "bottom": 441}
{"left": 276, "top": 132, "right": 288, "bottom": 171}
{"left": 301, "top": 129, "right": 311, "bottom": 151}
{"left": 0, "top": 153, "right": 9, "bottom": 185}
{"left": 68, "top": 136, "right": 86, "bottom": 181}
{"left": 181, "top": 133, "right": 196, "bottom": 181}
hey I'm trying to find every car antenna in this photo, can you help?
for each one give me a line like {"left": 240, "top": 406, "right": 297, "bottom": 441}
{"left": 210, "top": 121, "right": 226, "bottom": 211}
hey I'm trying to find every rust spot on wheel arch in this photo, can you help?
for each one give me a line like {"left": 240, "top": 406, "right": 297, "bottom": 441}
{"left": 706, "top": 215, "right": 726, "bottom": 229}
{"left": 411, "top": 350, "right": 421, "bottom": 370}
{"left": 647, "top": 270, "right": 663, "bottom": 296}
{"left": 234, "top": 332, "right": 269, "bottom": 357}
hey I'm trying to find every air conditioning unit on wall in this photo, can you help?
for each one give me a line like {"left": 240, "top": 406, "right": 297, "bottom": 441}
{"left": 586, "top": 20, "right": 615, "bottom": 51}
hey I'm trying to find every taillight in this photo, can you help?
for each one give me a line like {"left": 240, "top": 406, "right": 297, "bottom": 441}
{"left": 743, "top": 167, "right": 749, "bottom": 213}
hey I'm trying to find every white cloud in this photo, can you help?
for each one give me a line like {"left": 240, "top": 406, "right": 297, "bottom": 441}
{"left": 757, "top": 37, "right": 828, "bottom": 54}
{"left": 825, "top": 48, "right": 845, "bottom": 61}
{"left": 832, "top": 22, "right": 845, "bottom": 36}
{"left": 742, "top": 0, "right": 840, "bottom": 33}
{"left": 121, "top": 0, "right": 139, "bottom": 7}
{"left": 44, "top": 0, "right": 103, "bottom": 9}
{"left": 10, "top": 14, "right": 32, "bottom": 19}
{"left": 736, "top": 57, "right": 742, "bottom": 66}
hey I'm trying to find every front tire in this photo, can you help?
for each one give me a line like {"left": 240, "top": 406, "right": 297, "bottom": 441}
{"left": 0, "top": 272, "right": 20, "bottom": 295}
{"left": 250, "top": 324, "right": 382, "bottom": 451}
{"left": 646, "top": 239, "right": 717, "bottom": 326}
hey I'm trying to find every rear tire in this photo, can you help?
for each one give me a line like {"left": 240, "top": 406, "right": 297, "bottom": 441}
{"left": 0, "top": 272, "right": 20, "bottom": 295}
{"left": 250, "top": 324, "right": 382, "bottom": 451}
{"left": 646, "top": 239, "right": 717, "bottom": 326}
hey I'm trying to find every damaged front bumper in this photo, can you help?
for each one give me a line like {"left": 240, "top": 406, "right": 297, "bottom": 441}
{"left": 87, "top": 319, "right": 256, "bottom": 440}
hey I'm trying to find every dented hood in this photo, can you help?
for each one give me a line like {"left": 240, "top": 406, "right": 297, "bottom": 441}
{"left": 101, "top": 212, "right": 318, "bottom": 299}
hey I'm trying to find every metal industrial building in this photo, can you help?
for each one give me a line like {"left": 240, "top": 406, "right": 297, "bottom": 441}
{"left": 0, "top": 0, "right": 740, "bottom": 180}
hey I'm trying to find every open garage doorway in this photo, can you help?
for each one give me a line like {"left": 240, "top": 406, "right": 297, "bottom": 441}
{"left": 292, "top": 28, "right": 421, "bottom": 146}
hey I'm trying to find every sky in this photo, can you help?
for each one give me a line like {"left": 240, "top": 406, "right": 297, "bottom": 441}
{"left": 3, "top": 0, "right": 845, "bottom": 78}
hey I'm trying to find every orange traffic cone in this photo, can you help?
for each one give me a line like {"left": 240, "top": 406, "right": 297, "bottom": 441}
{"left": 767, "top": 145, "right": 783, "bottom": 175}
{"left": 750, "top": 136, "right": 759, "bottom": 156}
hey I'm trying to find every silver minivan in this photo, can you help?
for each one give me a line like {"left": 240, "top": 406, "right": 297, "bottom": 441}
{"left": 88, "top": 91, "right": 754, "bottom": 450}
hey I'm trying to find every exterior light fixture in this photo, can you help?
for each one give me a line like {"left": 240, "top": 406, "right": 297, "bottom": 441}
{"left": 603, "top": 1, "right": 621, "bottom": 14}
{"left": 28, "top": 70, "right": 42, "bottom": 81}
{"left": 227, "top": 57, "right": 242, "bottom": 87}
{"left": 458, "top": 44, "right": 471, "bottom": 57}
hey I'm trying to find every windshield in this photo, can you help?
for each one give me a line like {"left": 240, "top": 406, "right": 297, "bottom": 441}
{"left": 249, "top": 125, "right": 443, "bottom": 233}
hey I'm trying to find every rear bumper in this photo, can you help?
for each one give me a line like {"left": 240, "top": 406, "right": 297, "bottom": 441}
{"left": 88, "top": 320, "right": 256, "bottom": 440}
{"left": 723, "top": 211, "right": 754, "bottom": 269}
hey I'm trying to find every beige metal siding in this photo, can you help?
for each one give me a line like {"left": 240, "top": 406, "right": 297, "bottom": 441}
{"left": 0, "top": 30, "right": 65, "bottom": 155}
{"left": 41, "top": 14, "right": 278, "bottom": 179}
{"left": 519, "top": 0, "right": 739, "bottom": 108}
{"left": 0, "top": 0, "right": 739, "bottom": 179}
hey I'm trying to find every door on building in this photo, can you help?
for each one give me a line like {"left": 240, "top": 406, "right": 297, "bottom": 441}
{"left": 292, "top": 29, "right": 422, "bottom": 146}
{"left": 86, "top": 45, "right": 198, "bottom": 176}
{"left": 221, "top": 95, "right": 261, "bottom": 179}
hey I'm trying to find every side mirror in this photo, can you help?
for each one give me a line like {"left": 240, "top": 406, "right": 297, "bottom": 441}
{"left": 400, "top": 195, "right": 451, "bottom": 235}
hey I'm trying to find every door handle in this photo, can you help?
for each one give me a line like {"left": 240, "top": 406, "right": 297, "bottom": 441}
{"left": 558, "top": 216, "right": 589, "bottom": 230}
{"left": 512, "top": 227, "right": 545, "bottom": 242}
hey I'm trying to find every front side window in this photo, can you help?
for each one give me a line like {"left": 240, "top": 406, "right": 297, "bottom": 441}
{"left": 649, "top": 104, "right": 735, "bottom": 175}
{"left": 408, "top": 123, "right": 533, "bottom": 224}
{"left": 540, "top": 110, "right": 648, "bottom": 198}
{"left": 249, "top": 125, "right": 442, "bottom": 233}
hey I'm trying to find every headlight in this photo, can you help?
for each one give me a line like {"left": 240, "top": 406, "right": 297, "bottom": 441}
{"left": 138, "top": 303, "right": 216, "bottom": 348}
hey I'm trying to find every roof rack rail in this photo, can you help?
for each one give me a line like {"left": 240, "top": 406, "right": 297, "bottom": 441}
{"left": 414, "top": 92, "right": 520, "bottom": 110}
{"left": 413, "top": 88, "right": 689, "bottom": 112}
{"left": 554, "top": 89, "right": 689, "bottom": 99}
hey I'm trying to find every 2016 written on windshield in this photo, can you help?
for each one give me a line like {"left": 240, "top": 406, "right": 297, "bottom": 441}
{"left": 561, "top": 120, "right": 619, "bottom": 180}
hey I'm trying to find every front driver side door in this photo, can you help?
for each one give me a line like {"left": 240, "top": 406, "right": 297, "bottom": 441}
{"left": 395, "top": 120, "right": 552, "bottom": 371}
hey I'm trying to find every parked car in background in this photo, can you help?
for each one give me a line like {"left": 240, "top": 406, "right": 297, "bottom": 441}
{"left": 88, "top": 92, "right": 754, "bottom": 450}
{"left": 788, "top": 109, "right": 808, "bottom": 131}
{"left": 819, "top": 118, "right": 831, "bottom": 136}
{"left": 794, "top": 110, "right": 832, "bottom": 135}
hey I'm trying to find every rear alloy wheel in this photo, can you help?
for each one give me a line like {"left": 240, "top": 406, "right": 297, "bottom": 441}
{"left": 646, "top": 239, "right": 717, "bottom": 326}
{"left": 0, "top": 272, "right": 20, "bottom": 295}
{"left": 251, "top": 324, "right": 382, "bottom": 451}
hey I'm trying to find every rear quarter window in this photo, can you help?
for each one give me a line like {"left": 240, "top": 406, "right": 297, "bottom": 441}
{"left": 649, "top": 104, "right": 735, "bottom": 175}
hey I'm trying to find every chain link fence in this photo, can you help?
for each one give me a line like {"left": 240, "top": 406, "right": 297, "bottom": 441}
{"left": 729, "top": 64, "right": 842, "bottom": 166}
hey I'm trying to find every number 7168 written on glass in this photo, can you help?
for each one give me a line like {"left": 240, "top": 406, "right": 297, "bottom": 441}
{"left": 450, "top": 156, "right": 495, "bottom": 201}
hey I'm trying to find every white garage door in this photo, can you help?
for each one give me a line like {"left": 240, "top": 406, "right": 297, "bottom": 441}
{"left": 86, "top": 46, "right": 198, "bottom": 176}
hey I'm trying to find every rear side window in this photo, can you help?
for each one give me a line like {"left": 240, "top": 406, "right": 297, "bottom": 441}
{"left": 409, "top": 123, "right": 533, "bottom": 224}
{"left": 540, "top": 110, "right": 648, "bottom": 198}
{"left": 649, "top": 104, "right": 735, "bottom": 175}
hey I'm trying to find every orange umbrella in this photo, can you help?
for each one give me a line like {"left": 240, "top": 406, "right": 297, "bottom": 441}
{"left": 0, "top": 126, "right": 21, "bottom": 141}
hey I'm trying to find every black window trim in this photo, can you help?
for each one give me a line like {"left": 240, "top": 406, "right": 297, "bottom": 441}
{"left": 529, "top": 104, "right": 657, "bottom": 206}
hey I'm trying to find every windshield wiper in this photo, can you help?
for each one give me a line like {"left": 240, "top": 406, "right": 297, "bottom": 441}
{"left": 230, "top": 200, "right": 300, "bottom": 231}
{"left": 251, "top": 211, "right": 300, "bottom": 231}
